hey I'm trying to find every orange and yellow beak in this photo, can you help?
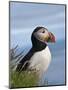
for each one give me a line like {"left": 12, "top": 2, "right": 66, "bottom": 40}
{"left": 47, "top": 32, "right": 55, "bottom": 43}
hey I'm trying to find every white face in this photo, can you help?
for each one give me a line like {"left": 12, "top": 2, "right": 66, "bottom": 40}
{"left": 34, "top": 28, "right": 50, "bottom": 42}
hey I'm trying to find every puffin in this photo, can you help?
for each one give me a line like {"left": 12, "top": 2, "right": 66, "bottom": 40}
{"left": 16, "top": 26, "right": 55, "bottom": 77}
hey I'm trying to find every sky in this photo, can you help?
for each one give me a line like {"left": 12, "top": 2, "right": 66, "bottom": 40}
{"left": 10, "top": 2, "right": 65, "bottom": 48}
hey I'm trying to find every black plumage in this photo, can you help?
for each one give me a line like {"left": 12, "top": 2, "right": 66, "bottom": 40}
{"left": 16, "top": 27, "right": 47, "bottom": 71}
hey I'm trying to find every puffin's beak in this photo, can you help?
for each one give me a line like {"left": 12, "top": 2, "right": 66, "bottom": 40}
{"left": 48, "top": 32, "right": 55, "bottom": 43}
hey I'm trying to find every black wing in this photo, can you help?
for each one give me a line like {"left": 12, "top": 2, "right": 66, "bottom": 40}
{"left": 16, "top": 47, "right": 35, "bottom": 72}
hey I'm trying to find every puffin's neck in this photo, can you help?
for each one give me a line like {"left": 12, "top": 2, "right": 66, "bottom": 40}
{"left": 32, "top": 36, "right": 47, "bottom": 52}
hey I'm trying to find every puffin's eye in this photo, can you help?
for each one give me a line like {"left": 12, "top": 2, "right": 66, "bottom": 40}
{"left": 42, "top": 31, "right": 45, "bottom": 33}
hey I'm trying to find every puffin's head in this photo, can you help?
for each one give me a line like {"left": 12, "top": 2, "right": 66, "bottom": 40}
{"left": 31, "top": 26, "right": 55, "bottom": 45}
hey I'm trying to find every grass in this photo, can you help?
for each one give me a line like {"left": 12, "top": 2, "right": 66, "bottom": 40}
{"left": 9, "top": 46, "right": 48, "bottom": 88}
{"left": 9, "top": 46, "right": 39, "bottom": 88}
{"left": 9, "top": 70, "right": 39, "bottom": 88}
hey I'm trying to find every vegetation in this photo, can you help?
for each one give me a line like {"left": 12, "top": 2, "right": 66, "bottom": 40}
{"left": 9, "top": 70, "right": 39, "bottom": 88}
{"left": 9, "top": 46, "right": 39, "bottom": 88}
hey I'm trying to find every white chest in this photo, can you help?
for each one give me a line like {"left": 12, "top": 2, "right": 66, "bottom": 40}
{"left": 29, "top": 46, "right": 51, "bottom": 74}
